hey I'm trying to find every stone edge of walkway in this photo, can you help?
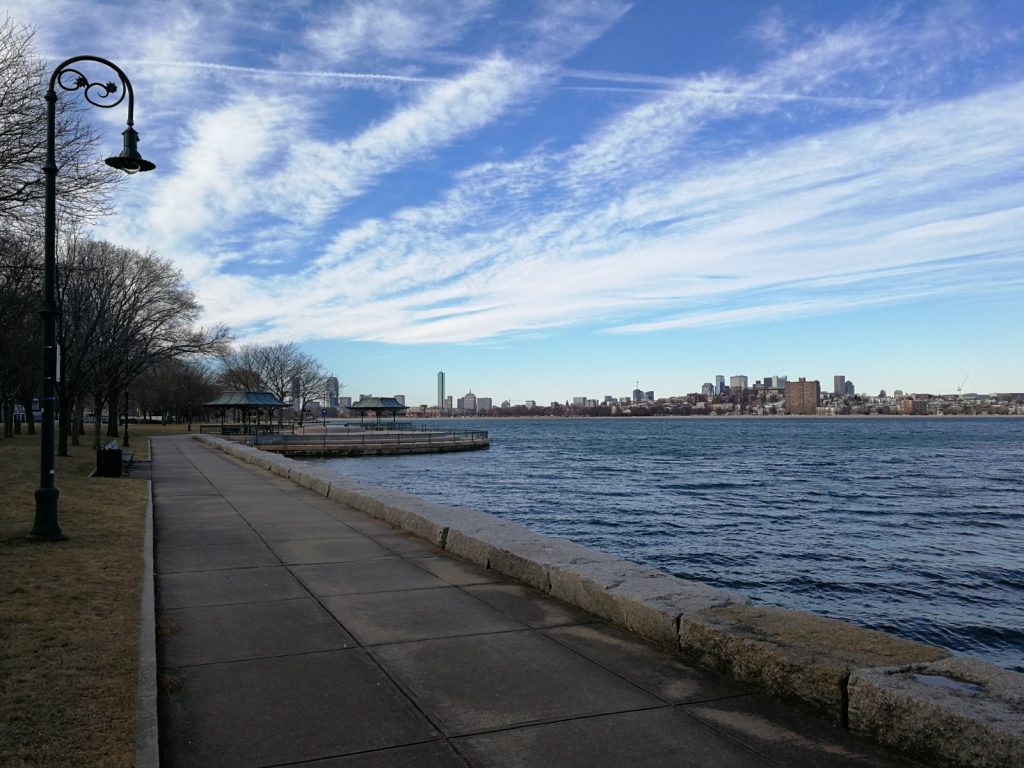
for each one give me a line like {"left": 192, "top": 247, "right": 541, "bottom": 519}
{"left": 192, "top": 434, "right": 1024, "bottom": 768}
{"left": 135, "top": 477, "right": 159, "bottom": 768}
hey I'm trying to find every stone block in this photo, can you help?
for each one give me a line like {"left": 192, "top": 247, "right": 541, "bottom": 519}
{"left": 550, "top": 561, "right": 745, "bottom": 649}
{"left": 679, "top": 604, "right": 948, "bottom": 723}
{"left": 442, "top": 520, "right": 558, "bottom": 589}
{"left": 287, "top": 467, "right": 331, "bottom": 496}
{"left": 848, "top": 656, "right": 1024, "bottom": 768}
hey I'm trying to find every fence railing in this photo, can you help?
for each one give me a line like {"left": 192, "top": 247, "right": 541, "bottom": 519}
{"left": 202, "top": 426, "right": 488, "bottom": 449}
{"left": 199, "top": 423, "right": 291, "bottom": 436}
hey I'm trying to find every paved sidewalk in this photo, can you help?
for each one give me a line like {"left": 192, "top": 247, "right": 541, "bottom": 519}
{"left": 152, "top": 435, "right": 920, "bottom": 767}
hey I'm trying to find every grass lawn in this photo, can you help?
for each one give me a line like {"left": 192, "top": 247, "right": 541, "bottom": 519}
{"left": 0, "top": 425, "right": 186, "bottom": 767}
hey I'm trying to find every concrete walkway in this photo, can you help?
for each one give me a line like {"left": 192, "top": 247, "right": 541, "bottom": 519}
{"left": 152, "top": 435, "right": 921, "bottom": 768}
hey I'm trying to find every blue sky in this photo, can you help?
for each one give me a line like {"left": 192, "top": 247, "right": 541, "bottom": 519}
{"left": 13, "top": 0, "right": 1024, "bottom": 405}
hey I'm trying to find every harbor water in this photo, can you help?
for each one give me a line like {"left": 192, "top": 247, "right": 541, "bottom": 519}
{"left": 321, "top": 417, "right": 1024, "bottom": 671}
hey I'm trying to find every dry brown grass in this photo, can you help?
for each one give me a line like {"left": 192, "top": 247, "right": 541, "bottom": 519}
{"left": 0, "top": 426, "right": 179, "bottom": 767}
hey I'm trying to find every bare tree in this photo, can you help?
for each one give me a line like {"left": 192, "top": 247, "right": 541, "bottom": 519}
{"left": 214, "top": 342, "right": 329, "bottom": 426}
{"left": 56, "top": 238, "right": 231, "bottom": 451}
{"left": 133, "top": 358, "right": 219, "bottom": 428}
{"left": 0, "top": 228, "right": 40, "bottom": 436}
{"left": 217, "top": 344, "right": 267, "bottom": 391}
{"left": 0, "top": 16, "right": 120, "bottom": 234}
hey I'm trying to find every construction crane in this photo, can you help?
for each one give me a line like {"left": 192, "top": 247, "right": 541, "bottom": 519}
{"left": 956, "top": 374, "right": 970, "bottom": 397}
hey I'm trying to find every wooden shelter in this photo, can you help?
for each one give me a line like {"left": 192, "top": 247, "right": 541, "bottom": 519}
{"left": 349, "top": 396, "right": 408, "bottom": 428}
{"left": 204, "top": 390, "right": 287, "bottom": 434}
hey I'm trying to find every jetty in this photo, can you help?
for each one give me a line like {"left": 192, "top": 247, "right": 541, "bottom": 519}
{"left": 203, "top": 424, "right": 490, "bottom": 457}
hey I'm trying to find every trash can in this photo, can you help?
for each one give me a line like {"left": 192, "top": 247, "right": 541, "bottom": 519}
{"left": 96, "top": 442, "right": 122, "bottom": 477}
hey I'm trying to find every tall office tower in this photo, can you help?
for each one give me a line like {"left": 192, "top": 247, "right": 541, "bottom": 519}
{"left": 437, "top": 371, "right": 445, "bottom": 409}
{"left": 632, "top": 387, "right": 644, "bottom": 404}
{"left": 701, "top": 382, "right": 715, "bottom": 397}
{"left": 326, "top": 376, "right": 339, "bottom": 408}
{"left": 477, "top": 397, "right": 493, "bottom": 412}
{"left": 645, "top": 390, "right": 655, "bottom": 402}
{"left": 784, "top": 378, "right": 821, "bottom": 415}
{"left": 844, "top": 380, "right": 856, "bottom": 397}
{"left": 730, "top": 375, "right": 748, "bottom": 391}
{"left": 393, "top": 394, "right": 406, "bottom": 405}
{"left": 833, "top": 375, "right": 846, "bottom": 396}
{"left": 715, "top": 375, "right": 725, "bottom": 395}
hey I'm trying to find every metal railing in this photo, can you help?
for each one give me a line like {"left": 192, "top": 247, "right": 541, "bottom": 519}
{"left": 199, "top": 423, "right": 292, "bottom": 436}
{"left": 207, "top": 426, "right": 488, "bottom": 449}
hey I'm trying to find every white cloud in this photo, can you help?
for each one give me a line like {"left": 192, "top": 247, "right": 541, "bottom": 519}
{"left": 307, "top": 0, "right": 494, "bottom": 65}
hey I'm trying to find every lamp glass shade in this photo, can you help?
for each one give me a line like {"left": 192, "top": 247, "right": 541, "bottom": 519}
{"left": 105, "top": 126, "right": 155, "bottom": 174}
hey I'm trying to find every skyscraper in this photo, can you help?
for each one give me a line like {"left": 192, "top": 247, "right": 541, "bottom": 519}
{"left": 437, "top": 371, "right": 445, "bottom": 409}
{"left": 833, "top": 375, "right": 846, "bottom": 396}
{"left": 715, "top": 375, "right": 725, "bottom": 395}
{"left": 730, "top": 375, "right": 748, "bottom": 391}
{"left": 326, "top": 376, "right": 339, "bottom": 408}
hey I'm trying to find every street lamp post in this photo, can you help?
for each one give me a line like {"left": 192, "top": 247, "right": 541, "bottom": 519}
{"left": 31, "top": 56, "right": 155, "bottom": 540}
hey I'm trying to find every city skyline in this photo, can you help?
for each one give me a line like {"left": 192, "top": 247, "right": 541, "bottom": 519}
{"left": 353, "top": 368, "right": 1004, "bottom": 411}
{"left": 13, "top": 1, "right": 1024, "bottom": 403}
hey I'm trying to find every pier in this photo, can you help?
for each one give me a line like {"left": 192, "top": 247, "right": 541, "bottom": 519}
{"left": 199, "top": 423, "right": 490, "bottom": 457}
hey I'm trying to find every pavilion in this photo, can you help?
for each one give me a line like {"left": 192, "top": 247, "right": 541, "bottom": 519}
{"left": 349, "top": 396, "right": 408, "bottom": 428}
{"left": 204, "top": 391, "right": 287, "bottom": 434}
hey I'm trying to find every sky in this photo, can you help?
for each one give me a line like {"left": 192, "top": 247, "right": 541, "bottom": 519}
{"left": 10, "top": 0, "right": 1024, "bottom": 405}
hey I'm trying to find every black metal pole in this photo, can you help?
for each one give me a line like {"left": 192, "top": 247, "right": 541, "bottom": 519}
{"left": 30, "top": 85, "right": 63, "bottom": 540}
{"left": 30, "top": 56, "right": 153, "bottom": 540}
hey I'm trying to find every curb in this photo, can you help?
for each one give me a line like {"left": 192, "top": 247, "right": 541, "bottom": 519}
{"left": 134, "top": 477, "right": 159, "bottom": 767}
{"left": 194, "top": 434, "right": 1024, "bottom": 768}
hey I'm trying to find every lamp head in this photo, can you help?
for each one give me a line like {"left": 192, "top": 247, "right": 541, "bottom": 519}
{"left": 105, "top": 126, "right": 155, "bottom": 174}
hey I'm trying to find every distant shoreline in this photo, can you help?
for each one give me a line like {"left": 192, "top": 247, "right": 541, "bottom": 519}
{"left": 412, "top": 413, "right": 1021, "bottom": 421}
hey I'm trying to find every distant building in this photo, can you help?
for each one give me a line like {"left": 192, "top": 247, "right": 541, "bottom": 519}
{"left": 477, "top": 397, "right": 492, "bottom": 412}
{"left": 437, "top": 371, "right": 445, "bottom": 409}
{"left": 844, "top": 380, "right": 856, "bottom": 397}
{"left": 572, "top": 396, "right": 587, "bottom": 407}
{"left": 901, "top": 396, "right": 929, "bottom": 415}
{"left": 458, "top": 391, "right": 477, "bottom": 412}
{"left": 644, "top": 390, "right": 655, "bottom": 402}
{"left": 393, "top": 394, "right": 406, "bottom": 405}
{"left": 833, "top": 375, "right": 846, "bottom": 396}
{"left": 525, "top": 400, "right": 536, "bottom": 409}
{"left": 444, "top": 395, "right": 453, "bottom": 411}
{"left": 326, "top": 376, "right": 339, "bottom": 408}
{"left": 338, "top": 396, "right": 352, "bottom": 408}
{"left": 715, "top": 375, "right": 725, "bottom": 395}
{"left": 632, "top": 388, "right": 644, "bottom": 403}
{"left": 701, "top": 382, "right": 715, "bottom": 397}
{"left": 730, "top": 375, "right": 748, "bottom": 391}
{"left": 785, "top": 378, "right": 821, "bottom": 415}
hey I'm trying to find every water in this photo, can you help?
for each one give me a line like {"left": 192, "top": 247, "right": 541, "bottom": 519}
{"left": 319, "top": 417, "right": 1024, "bottom": 672}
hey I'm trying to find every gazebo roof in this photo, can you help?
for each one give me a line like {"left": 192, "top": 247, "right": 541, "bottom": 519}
{"left": 204, "top": 390, "right": 287, "bottom": 408}
{"left": 349, "top": 397, "right": 408, "bottom": 411}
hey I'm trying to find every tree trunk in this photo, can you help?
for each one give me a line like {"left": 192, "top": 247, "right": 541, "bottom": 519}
{"left": 72, "top": 398, "right": 83, "bottom": 446}
{"left": 106, "top": 386, "right": 121, "bottom": 438}
{"left": 58, "top": 396, "right": 73, "bottom": 455}
{"left": 19, "top": 392, "right": 36, "bottom": 435}
{"left": 92, "top": 393, "right": 104, "bottom": 450}
{"left": 2, "top": 396, "right": 13, "bottom": 438}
